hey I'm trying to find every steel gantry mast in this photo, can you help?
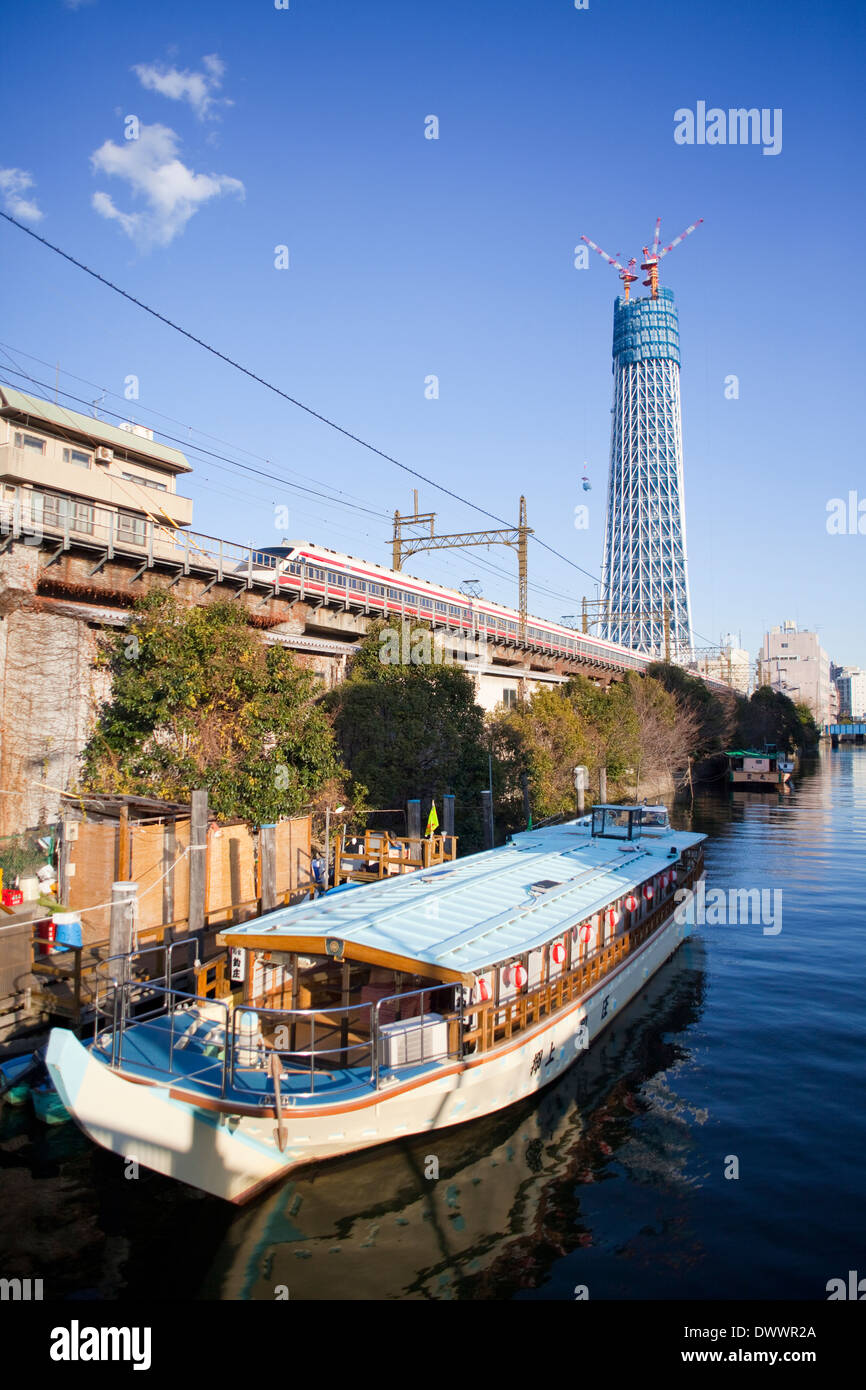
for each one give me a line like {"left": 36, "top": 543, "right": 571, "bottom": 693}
{"left": 392, "top": 493, "right": 532, "bottom": 641}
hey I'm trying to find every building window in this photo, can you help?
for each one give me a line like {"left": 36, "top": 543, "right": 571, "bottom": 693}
{"left": 63, "top": 447, "right": 92, "bottom": 468}
{"left": 117, "top": 510, "right": 145, "bottom": 544}
{"left": 503, "top": 689, "right": 519, "bottom": 709}
{"left": 14, "top": 431, "right": 45, "bottom": 454}
{"left": 121, "top": 470, "right": 167, "bottom": 492}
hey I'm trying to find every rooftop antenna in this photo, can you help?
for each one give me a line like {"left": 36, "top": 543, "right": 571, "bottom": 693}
{"left": 641, "top": 216, "right": 704, "bottom": 298}
{"left": 580, "top": 235, "right": 640, "bottom": 301}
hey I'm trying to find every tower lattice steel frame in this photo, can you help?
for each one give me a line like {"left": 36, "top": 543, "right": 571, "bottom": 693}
{"left": 600, "top": 286, "right": 693, "bottom": 658}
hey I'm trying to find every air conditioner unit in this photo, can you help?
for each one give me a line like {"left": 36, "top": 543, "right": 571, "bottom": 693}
{"left": 95, "top": 447, "right": 113, "bottom": 464}
{"left": 378, "top": 1013, "right": 448, "bottom": 1068}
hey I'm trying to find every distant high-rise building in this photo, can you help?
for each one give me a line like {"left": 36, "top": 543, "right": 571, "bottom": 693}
{"left": 759, "top": 620, "right": 831, "bottom": 724}
{"left": 837, "top": 667, "right": 866, "bottom": 719}
{"left": 600, "top": 286, "right": 693, "bottom": 658}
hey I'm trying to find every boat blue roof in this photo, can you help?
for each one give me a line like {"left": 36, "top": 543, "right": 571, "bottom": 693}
{"left": 222, "top": 818, "right": 705, "bottom": 979}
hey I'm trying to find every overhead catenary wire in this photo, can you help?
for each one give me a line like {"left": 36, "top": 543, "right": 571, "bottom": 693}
{"left": 0, "top": 359, "right": 581, "bottom": 609}
{"left": 0, "top": 212, "right": 724, "bottom": 652}
{"left": 0, "top": 211, "right": 600, "bottom": 583}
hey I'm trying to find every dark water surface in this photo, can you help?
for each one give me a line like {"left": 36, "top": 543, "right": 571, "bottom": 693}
{"left": 2, "top": 748, "right": 864, "bottom": 1300}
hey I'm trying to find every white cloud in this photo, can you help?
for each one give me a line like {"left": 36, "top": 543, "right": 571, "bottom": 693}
{"left": 63, "top": 1, "right": 97, "bottom": 10}
{"left": 0, "top": 168, "right": 43, "bottom": 223}
{"left": 90, "top": 123, "right": 244, "bottom": 250}
{"left": 132, "top": 54, "right": 231, "bottom": 120}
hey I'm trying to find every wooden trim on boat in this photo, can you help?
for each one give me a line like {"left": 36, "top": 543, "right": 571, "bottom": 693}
{"left": 214, "top": 932, "right": 473, "bottom": 985}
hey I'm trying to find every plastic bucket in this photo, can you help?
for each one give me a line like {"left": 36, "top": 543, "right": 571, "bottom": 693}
{"left": 37, "top": 920, "right": 56, "bottom": 956}
{"left": 52, "top": 913, "right": 82, "bottom": 952}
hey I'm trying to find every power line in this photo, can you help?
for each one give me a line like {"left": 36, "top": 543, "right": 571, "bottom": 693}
{"left": 0, "top": 212, "right": 724, "bottom": 652}
{"left": 0, "top": 339, "right": 387, "bottom": 517}
{"left": 0, "top": 356, "right": 580, "bottom": 607}
{"left": 0, "top": 210, "right": 600, "bottom": 584}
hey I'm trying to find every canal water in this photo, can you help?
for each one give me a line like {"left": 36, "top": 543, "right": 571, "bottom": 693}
{"left": 2, "top": 747, "right": 864, "bottom": 1300}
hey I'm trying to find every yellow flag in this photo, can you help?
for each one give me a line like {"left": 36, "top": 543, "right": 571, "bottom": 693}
{"left": 425, "top": 801, "right": 440, "bottom": 837}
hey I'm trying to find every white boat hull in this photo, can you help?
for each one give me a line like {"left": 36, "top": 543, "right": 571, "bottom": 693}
{"left": 47, "top": 900, "right": 697, "bottom": 1204}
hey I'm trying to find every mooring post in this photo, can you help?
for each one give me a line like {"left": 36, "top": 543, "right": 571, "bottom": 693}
{"left": 407, "top": 798, "right": 421, "bottom": 868}
{"left": 481, "top": 790, "right": 494, "bottom": 850}
{"left": 598, "top": 767, "right": 607, "bottom": 802}
{"left": 443, "top": 794, "right": 455, "bottom": 857}
{"left": 260, "top": 823, "right": 277, "bottom": 913}
{"left": 109, "top": 881, "right": 138, "bottom": 984}
{"left": 188, "top": 788, "right": 208, "bottom": 940}
{"left": 521, "top": 772, "right": 531, "bottom": 828}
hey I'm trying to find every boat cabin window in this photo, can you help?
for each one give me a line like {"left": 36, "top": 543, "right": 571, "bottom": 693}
{"left": 639, "top": 807, "right": 670, "bottom": 829}
{"left": 591, "top": 805, "right": 643, "bottom": 841}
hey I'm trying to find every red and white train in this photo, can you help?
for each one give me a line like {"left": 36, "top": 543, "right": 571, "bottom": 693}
{"left": 249, "top": 540, "right": 727, "bottom": 687}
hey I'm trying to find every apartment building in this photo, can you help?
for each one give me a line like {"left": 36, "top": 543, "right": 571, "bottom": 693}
{"left": 759, "top": 620, "right": 832, "bottom": 724}
{"left": 0, "top": 385, "right": 193, "bottom": 546}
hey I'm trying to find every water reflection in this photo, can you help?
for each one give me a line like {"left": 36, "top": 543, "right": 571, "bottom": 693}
{"left": 205, "top": 941, "right": 707, "bottom": 1300}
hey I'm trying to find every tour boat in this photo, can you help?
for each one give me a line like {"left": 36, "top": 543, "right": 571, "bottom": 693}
{"left": 725, "top": 746, "right": 793, "bottom": 789}
{"left": 45, "top": 804, "right": 706, "bottom": 1204}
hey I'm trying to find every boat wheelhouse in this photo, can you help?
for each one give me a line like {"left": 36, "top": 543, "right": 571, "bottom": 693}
{"left": 46, "top": 805, "right": 705, "bottom": 1203}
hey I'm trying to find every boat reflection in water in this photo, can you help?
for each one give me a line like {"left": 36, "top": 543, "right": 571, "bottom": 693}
{"left": 205, "top": 939, "right": 707, "bottom": 1300}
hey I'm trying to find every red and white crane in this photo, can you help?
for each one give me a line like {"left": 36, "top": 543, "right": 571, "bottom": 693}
{"left": 580, "top": 235, "right": 640, "bottom": 301}
{"left": 640, "top": 216, "right": 704, "bottom": 298}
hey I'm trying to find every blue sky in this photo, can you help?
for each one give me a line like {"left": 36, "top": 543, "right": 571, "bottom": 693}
{"left": 2, "top": 0, "right": 864, "bottom": 667}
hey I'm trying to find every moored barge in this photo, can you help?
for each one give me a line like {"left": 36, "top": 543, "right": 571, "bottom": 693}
{"left": 46, "top": 803, "right": 705, "bottom": 1203}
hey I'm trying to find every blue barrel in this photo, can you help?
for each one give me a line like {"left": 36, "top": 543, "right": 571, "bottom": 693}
{"left": 52, "top": 913, "right": 82, "bottom": 951}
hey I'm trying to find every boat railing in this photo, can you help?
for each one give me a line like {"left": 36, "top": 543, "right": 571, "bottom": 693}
{"left": 463, "top": 851, "right": 704, "bottom": 1055}
{"left": 110, "top": 979, "right": 231, "bottom": 1096}
{"left": 93, "top": 937, "right": 201, "bottom": 1043}
{"left": 372, "top": 984, "right": 464, "bottom": 1088}
{"left": 228, "top": 1000, "right": 376, "bottom": 1099}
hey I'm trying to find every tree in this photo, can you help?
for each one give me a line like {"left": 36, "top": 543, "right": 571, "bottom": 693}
{"left": 81, "top": 592, "right": 355, "bottom": 823}
{"left": 736, "top": 686, "right": 815, "bottom": 751}
{"left": 326, "top": 619, "right": 489, "bottom": 851}
{"left": 645, "top": 661, "right": 737, "bottom": 755}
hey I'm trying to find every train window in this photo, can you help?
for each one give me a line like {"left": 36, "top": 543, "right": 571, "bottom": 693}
{"left": 327, "top": 571, "right": 346, "bottom": 586}
{"left": 308, "top": 566, "right": 324, "bottom": 580}
{"left": 507, "top": 621, "right": 517, "bottom": 634}
{"left": 435, "top": 601, "right": 447, "bottom": 613}
{"left": 404, "top": 593, "right": 417, "bottom": 606}
{"left": 419, "top": 596, "right": 433, "bottom": 609}
{"left": 368, "top": 583, "right": 383, "bottom": 596}
{"left": 387, "top": 587, "right": 401, "bottom": 600}
{"left": 287, "top": 562, "right": 302, "bottom": 576}
{"left": 349, "top": 577, "right": 366, "bottom": 591}
{"left": 447, "top": 605, "right": 459, "bottom": 616}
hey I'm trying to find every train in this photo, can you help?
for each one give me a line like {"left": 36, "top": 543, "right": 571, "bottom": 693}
{"left": 246, "top": 540, "right": 730, "bottom": 690}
